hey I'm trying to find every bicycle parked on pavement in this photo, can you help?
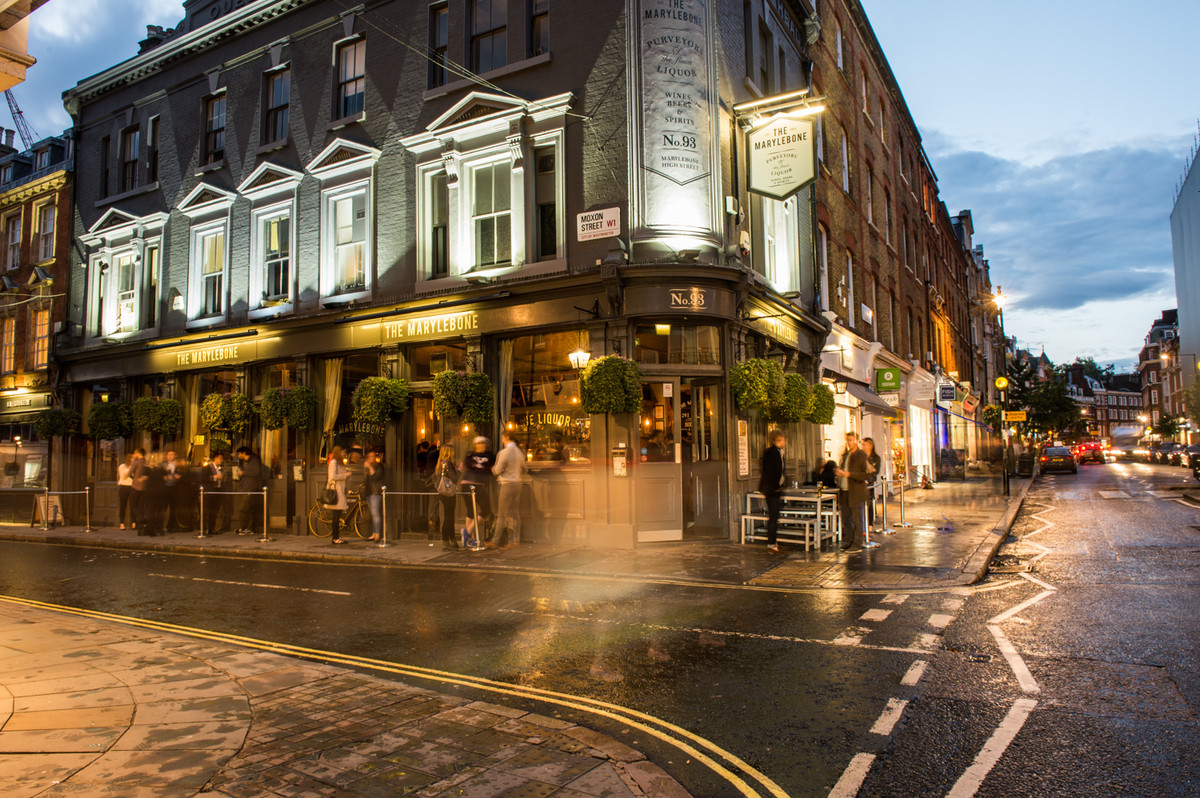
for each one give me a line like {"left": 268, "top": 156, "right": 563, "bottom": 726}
{"left": 307, "top": 490, "right": 372, "bottom": 538}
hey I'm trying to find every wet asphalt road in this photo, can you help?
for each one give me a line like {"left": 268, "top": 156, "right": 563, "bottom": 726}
{"left": 1, "top": 459, "right": 1197, "bottom": 797}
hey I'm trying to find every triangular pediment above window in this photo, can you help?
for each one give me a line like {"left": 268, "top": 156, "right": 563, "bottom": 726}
{"left": 178, "top": 181, "right": 236, "bottom": 218}
{"left": 426, "top": 92, "right": 527, "bottom": 133}
{"left": 305, "top": 137, "right": 381, "bottom": 180}
{"left": 87, "top": 208, "right": 138, "bottom": 236}
{"left": 25, "top": 267, "right": 52, "bottom": 287}
{"left": 237, "top": 162, "right": 304, "bottom": 200}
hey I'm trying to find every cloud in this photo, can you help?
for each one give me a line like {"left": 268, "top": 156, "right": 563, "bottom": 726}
{"left": 31, "top": 0, "right": 181, "bottom": 44}
{"left": 922, "top": 133, "right": 1183, "bottom": 364}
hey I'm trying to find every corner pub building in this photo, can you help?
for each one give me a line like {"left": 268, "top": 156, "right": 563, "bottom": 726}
{"left": 59, "top": 0, "right": 831, "bottom": 545}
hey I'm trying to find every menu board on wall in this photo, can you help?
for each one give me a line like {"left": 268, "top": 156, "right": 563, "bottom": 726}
{"left": 632, "top": 0, "right": 718, "bottom": 236}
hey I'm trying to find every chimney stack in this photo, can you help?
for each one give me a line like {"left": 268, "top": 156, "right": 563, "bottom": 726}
{"left": 3, "top": 130, "right": 12, "bottom": 149}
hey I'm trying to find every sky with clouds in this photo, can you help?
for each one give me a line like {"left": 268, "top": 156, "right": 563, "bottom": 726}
{"left": 11, "top": 0, "right": 1198, "bottom": 371}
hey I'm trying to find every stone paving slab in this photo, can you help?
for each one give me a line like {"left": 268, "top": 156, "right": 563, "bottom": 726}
{"left": 0, "top": 601, "right": 688, "bottom": 797}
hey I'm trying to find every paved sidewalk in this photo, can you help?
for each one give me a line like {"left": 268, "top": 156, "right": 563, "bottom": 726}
{"left": 1, "top": 474, "right": 1030, "bottom": 592}
{"left": 0, "top": 600, "right": 689, "bottom": 798}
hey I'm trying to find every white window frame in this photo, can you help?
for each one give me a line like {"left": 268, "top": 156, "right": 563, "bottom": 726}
{"left": 35, "top": 201, "right": 54, "bottom": 261}
{"left": 250, "top": 200, "right": 295, "bottom": 310}
{"left": 3, "top": 211, "right": 20, "bottom": 271}
{"left": 320, "top": 178, "right": 372, "bottom": 301}
{"left": 467, "top": 156, "right": 514, "bottom": 270}
{"left": 761, "top": 196, "right": 797, "bottom": 293}
{"left": 817, "top": 224, "right": 829, "bottom": 312}
{"left": 188, "top": 219, "right": 229, "bottom": 325}
{"left": 80, "top": 210, "right": 165, "bottom": 343}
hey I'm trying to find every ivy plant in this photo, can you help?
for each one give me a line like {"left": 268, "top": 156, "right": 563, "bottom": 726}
{"left": 730, "top": 358, "right": 785, "bottom": 414}
{"left": 807, "top": 383, "right": 836, "bottom": 425}
{"left": 579, "top": 356, "right": 642, "bottom": 414}
{"left": 352, "top": 377, "right": 412, "bottom": 429}
{"left": 87, "top": 402, "right": 132, "bottom": 440}
{"left": 286, "top": 386, "right": 317, "bottom": 430}
{"left": 260, "top": 388, "right": 288, "bottom": 430}
{"left": 33, "top": 408, "right": 81, "bottom": 439}
{"left": 773, "top": 373, "right": 814, "bottom": 423}
{"left": 433, "top": 371, "right": 495, "bottom": 427}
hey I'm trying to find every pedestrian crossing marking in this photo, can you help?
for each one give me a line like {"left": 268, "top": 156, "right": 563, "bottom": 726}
{"left": 911, "top": 633, "right": 940, "bottom": 650}
{"left": 860, "top": 608, "right": 892, "bottom": 622}
{"left": 881, "top": 594, "right": 909, "bottom": 605}
{"left": 1098, "top": 491, "right": 1132, "bottom": 499}
{"left": 928, "top": 613, "right": 954, "bottom": 629}
{"left": 833, "top": 627, "right": 871, "bottom": 646}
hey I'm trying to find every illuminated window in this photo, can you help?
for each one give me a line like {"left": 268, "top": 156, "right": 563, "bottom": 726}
{"left": 0, "top": 317, "right": 12, "bottom": 373}
{"left": 254, "top": 207, "right": 291, "bottom": 301}
{"left": 321, "top": 181, "right": 371, "bottom": 297}
{"left": 31, "top": 309, "right": 48, "bottom": 370}
{"left": 634, "top": 325, "right": 720, "bottom": 366}
{"left": 189, "top": 223, "right": 227, "bottom": 318}
{"left": 472, "top": 160, "right": 512, "bottom": 268}
{"left": 115, "top": 252, "right": 137, "bottom": 332}
{"left": 504, "top": 331, "right": 591, "bottom": 464}
{"left": 336, "top": 39, "right": 365, "bottom": 119}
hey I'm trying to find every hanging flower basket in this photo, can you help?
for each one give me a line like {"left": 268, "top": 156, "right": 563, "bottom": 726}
{"left": 982, "top": 404, "right": 1002, "bottom": 433}
{"left": 286, "top": 386, "right": 317, "bottom": 430}
{"left": 199, "top": 393, "right": 256, "bottom": 434}
{"left": 131, "top": 397, "right": 183, "bottom": 437}
{"left": 260, "top": 388, "right": 287, "bottom": 430}
{"left": 33, "top": 408, "right": 81, "bottom": 439}
{"left": 807, "top": 383, "right": 835, "bottom": 425}
{"left": 579, "top": 356, "right": 642, "bottom": 414}
{"left": 730, "top": 358, "right": 785, "bottom": 414}
{"left": 432, "top": 371, "right": 494, "bottom": 427}
{"left": 773, "top": 373, "right": 814, "bottom": 423}
{"left": 352, "top": 377, "right": 412, "bottom": 429}
{"left": 87, "top": 402, "right": 132, "bottom": 440}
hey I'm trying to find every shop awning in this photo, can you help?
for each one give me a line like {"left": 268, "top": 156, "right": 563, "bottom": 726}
{"left": 846, "top": 382, "right": 898, "bottom": 417}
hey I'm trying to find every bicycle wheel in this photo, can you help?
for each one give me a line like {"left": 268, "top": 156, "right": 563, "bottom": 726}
{"left": 307, "top": 501, "right": 333, "bottom": 537}
{"left": 348, "top": 503, "right": 372, "bottom": 539}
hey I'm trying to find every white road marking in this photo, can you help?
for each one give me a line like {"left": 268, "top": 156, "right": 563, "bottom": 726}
{"left": 1171, "top": 498, "right": 1197, "bottom": 507}
{"left": 148, "top": 573, "right": 351, "bottom": 596}
{"left": 1018, "top": 572, "right": 1057, "bottom": 591}
{"left": 1099, "top": 490, "right": 1131, "bottom": 499}
{"left": 941, "top": 597, "right": 964, "bottom": 612}
{"left": 987, "top": 624, "right": 1040, "bottom": 694}
{"left": 869, "top": 698, "right": 908, "bottom": 735}
{"left": 833, "top": 627, "right": 871, "bottom": 646}
{"left": 928, "top": 613, "right": 955, "bottom": 629}
{"left": 860, "top": 608, "right": 892, "bottom": 622}
{"left": 828, "top": 752, "right": 876, "bottom": 798}
{"left": 500, "top": 610, "right": 934, "bottom": 654}
{"left": 901, "top": 659, "right": 929, "bottom": 686}
{"left": 946, "top": 698, "right": 1038, "bottom": 798}
{"left": 912, "top": 633, "right": 940, "bottom": 650}
{"left": 881, "top": 593, "right": 909, "bottom": 604}
{"left": 988, "top": 590, "right": 1055, "bottom": 625}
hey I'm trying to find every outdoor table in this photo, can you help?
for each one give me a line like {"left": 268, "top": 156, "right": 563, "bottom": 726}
{"left": 742, "top": 488, "right": 841, "bottom": 550}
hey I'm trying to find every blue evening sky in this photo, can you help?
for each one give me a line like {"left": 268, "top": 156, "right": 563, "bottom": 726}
{"left": 14, "top": 0, "right": 1199, "bottom": 371}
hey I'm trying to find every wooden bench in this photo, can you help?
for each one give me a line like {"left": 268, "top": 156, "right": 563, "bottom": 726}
{"left": 741, "top": 513, "right": 816, "bottom": 549}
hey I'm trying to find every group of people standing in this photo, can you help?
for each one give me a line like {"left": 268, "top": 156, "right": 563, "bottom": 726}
{"left": 322, "top": 445, "right": 385, "bottom": 544}
{"left": 431, "top": 431, "right": 527, "bottom": 551}
{"left": 115, "top": 446, "right": 267, "bottom": 536}
{"left": 758, "top": 430, "right": 883, "bottom": 554}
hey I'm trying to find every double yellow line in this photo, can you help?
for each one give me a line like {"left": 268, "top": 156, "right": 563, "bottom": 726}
{"left": 0, "top": 593, "right": 787, "bottom": 798}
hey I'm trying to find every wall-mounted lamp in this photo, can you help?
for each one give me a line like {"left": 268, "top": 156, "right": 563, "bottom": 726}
{"left": 568, "top": 348, "right": 591, "bottom": 370}
{"left": 834, "top": 380, "right": 847, "bottom": 395}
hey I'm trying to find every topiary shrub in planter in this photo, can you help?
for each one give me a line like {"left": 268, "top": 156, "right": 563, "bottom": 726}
{"left": 433, "top": 371, "right": 495, "bottom": 427}
{"left": 773, "top": 373, "right": 814, "bottom": 423}
{"left": 579, "top": 356, "right": 642, "bottom": 414}
{"left": 730, "top": 358, "right": 785, "bottom": 414}
{"left": 88, "top": 402, "right": 132, "bottom": 440}
{"left": 807, "top": 383, "right": 835, "bottom": 425}
{"left": 33, "top": 408, "right": 81, "bottom": 439}
{"left": 351, "top": 377, "right": 412, "bottom": 432}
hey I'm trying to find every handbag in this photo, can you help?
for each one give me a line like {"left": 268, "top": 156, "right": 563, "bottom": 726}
{"left": 436, "top": 473, "right": 458, "bottom": 498}
{"left": 320, "top": 481, "right": 338, "bottom": 505}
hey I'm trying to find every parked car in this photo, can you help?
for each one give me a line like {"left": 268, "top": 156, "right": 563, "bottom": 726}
{"left": 1073, "top": 442, "right": 1106, "bottom": 464}
{"left": 1040, "top": 446, "right": 1077, "bottom": 474}
{"left": 1156, "top": 442, "right": 1182, "bottom": 464}
{"left": 1180, "top": 445, "right": 1200, "bottom": 468}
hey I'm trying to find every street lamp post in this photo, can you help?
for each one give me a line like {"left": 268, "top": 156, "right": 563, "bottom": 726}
{"left": 993, "top": 288, "right": 1010, "bottom": 497}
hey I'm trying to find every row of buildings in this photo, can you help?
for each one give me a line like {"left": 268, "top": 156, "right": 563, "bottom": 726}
{"left": 3, "top": 0, "right": 1006, "bottom": 542}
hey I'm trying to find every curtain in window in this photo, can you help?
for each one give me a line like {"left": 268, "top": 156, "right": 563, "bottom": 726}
{"left": 497, "top": 339, "right": 513, "bottom": 426}
{"left": 185, "top": 375, "right": 201, "bottom": 460}
{"left": 321, "top": 357, "right": 344, "bottom": 456}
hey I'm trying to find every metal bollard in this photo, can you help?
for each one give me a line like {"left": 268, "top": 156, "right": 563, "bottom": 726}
{"left": 377, "top": 486, "right": 389, "bottom": 548}
{"left": 85, "top": 486, "right": 93, "bottom": 533}
{"left": 259, "top": 487, "right": 271, "bottom": 542}
{"left": 879, "top": 478, "right": 896, "bottom": 534}
{"left": 896, "top": 477, "right": 913, "bottom": 527}
{"left": 196, "top": 486, "right": 207, "bottom": 538}
{"left": 862, "top": 485, "right": 880, "bottom": 548}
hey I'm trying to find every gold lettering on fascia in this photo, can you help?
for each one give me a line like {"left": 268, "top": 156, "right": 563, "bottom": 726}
{"left": 383, "top": 312, "right": 480, "bottom": 341}
{"left": 754, "top": 315, "right": 799, "bottom": 346}
{"left": 175, "top": 343, "right": 240, "bottom": 367}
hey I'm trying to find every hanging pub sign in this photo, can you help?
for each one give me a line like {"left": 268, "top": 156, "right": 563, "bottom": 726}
{"left": 747, "top": 115, "right": 816, "bottom": 200}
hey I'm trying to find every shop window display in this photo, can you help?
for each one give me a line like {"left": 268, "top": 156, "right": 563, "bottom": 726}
{"left": 505, "top": 332, "right": 590, "bottom": 463}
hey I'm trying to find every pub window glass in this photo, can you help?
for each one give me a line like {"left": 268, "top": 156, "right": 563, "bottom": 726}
{"left": 257, "top": 361, "right": 300, "bottom": 395}
{"left": 506, "top": 331, "right": 590, "bottom": 463}
{"left": 633, "top": 324, "right": 720, "bottom": 365}
{"left": 408, "top": 342, "right": 468, "bottom": 382}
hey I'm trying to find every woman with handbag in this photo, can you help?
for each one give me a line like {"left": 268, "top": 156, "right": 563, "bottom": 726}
{"left": 433, "top": 445, "right": 460, "bottom": 550}
{"left": 324, "top": 445, "right": 349, "bottom": 544}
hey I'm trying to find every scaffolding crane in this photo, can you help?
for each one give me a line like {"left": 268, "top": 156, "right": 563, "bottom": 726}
{"left": 4, "top": 90, "right": 37, "bottom": 150}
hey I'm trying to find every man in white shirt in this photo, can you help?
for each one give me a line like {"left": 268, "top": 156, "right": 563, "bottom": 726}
{"left": 490, "top": 430, "right": 526, "bottom": 549}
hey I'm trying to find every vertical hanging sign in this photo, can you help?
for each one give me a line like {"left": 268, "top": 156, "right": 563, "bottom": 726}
{"left": 631, "top": 0, "right": 718, "bottom": 238}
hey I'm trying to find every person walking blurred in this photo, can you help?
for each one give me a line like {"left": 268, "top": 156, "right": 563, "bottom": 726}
{"left": 758, "top": 430, "right": 787, "bottom": 554}
{"left": 460, "top": 436, "right": 495, "bottom": 545}
{"left": 364, "top": 450, "right": 385, "bottom": 542}
{"left": 490, "top": 430, "right": 525, "bottom": 549}
{"left": 116, "top": 452, "right": 134, "bottom": 530}
{"left": 235, "top": 446, "right": 265, "bottom": 536}
{"left": 862, "top": 437, "right": 882, "bottom": 534}
{"left": 835, "top": 432, "right": 870, "bottom": 551}
{"left": 202, "top": 452, "right": 230, "bottom": 535}
{"left": 129, "top": 449, "right": 149, "bottom": 536}
{"left": 325, "top": 445, "right": 349, "bottom": 544}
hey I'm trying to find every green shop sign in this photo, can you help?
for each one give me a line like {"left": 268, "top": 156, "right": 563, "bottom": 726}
{"left": 875, "top": 368, "right": 902, "bottom": 392}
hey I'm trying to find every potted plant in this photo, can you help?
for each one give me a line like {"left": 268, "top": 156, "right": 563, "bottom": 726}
{"left": 730, "top": 358, "right": 785, "bottom": 414}
{"left": 260, "top": 387, "right": 288, "bottom": 430}
{"left": 433, "top": 370, "right": 494, "bottom": 427}
{"left": 131, "top": 397, "right": 183, "bottom": 437}
{"left": 807, "top": 383, "right": 835, "bottom": 425}
{"left": 579, "top": 356, "right": 642, "bottom": 414}
{"left": 33, "top": 408, "right": 81, "bottom": 439}
{"left": 773, "top": 373, "right": 814, "bottom": 423}
{"left": 286, "top": 385, "right": 317, "bottom": 430}
{"left": 351, "top": 377, "right": 411, "bottom": 429}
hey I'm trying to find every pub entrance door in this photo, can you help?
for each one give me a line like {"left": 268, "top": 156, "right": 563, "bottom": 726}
{"left": 681, "top": 377, "right": 726, "bottom": 538}
{"left": 635, "top": 378, "right": 682, "bottom": 542}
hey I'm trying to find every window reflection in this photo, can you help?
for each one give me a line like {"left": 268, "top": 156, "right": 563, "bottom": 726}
{"left": 505, "top": 332, "right": 590, "bottom": 463}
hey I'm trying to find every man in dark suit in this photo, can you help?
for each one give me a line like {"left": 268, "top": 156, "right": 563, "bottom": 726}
{"left": 203, "top": 452, "right": 230, "bottom": 535}
{"left": 757, "top": 429, "right": 787, "bottom": 554}
{"left": 234, "top": 446, "right": 266, "bottom": 535}
{"left": 835, "top": 432, "right": 870, "bottom": 551}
